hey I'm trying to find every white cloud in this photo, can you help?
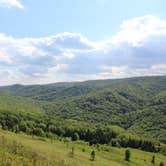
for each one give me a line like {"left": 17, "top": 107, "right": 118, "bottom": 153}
{"left": 0, "top": 15, "right": 166, "bottom": 85}
{"left": 0, "top": 49, "right": 12, "bottom": 64}
{"left": 98, "top": 15, "right": 166, "bottom": 50}
{"left": 0, "top": 0, "right": 24, "bottom": 9}
{"left": 100, "top": 65, "right": 128, "bottom": 77}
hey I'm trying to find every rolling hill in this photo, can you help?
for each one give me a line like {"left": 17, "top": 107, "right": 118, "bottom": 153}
{"left": 0, "top": 76, "right": 165, "bottom": 150}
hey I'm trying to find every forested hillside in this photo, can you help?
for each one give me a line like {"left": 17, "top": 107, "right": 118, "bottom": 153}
{"left": 0, "top": 76, "right": 166, "bottom": 154}
{"left": 1, "top": 76, "right": 165, "bottom": 102}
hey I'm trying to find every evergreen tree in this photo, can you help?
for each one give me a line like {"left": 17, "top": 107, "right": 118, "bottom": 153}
{"left": 125, "top": 149, "right": 130, "bottom": 161}
{"left": 152, "top": 155, "right": 155, "bottom": 164}
{"left": 91, "top": 150, "right": 95, "bottom": 161}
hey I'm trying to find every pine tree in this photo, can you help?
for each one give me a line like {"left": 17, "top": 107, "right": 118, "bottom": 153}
{"left": 125, "top": 149, "right": 130, "bottom": 161}
{"left": 152, "top": 155, "right": 155, "bottom": 164}
{"left": 91, "top": 150, "right": 95, "bottom": 161}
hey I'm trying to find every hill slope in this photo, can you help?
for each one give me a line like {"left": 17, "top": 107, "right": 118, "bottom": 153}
{"left": 0, "top": 76, "right": 166, "bottom": 143}
{"left": 0, "top": 130, "right": 166, "bottom": 166}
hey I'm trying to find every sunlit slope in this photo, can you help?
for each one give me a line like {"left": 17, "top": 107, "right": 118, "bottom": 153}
{"left": 0, "top": 130, "right": 165, "bottom": 166}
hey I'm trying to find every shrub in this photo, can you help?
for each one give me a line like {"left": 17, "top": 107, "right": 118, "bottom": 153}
{"left": 159, "top": 161, "right": 164, "bottom": 166}
{"left": 82, "top": 148, "right": 85, "bottom": 152}
{"left": 72, "top": 132, "right": 79, "bottom": 141}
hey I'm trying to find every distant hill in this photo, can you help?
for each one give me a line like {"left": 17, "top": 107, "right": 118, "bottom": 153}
{"left": 0, "top": 76, "right": 165, "bottom": 101}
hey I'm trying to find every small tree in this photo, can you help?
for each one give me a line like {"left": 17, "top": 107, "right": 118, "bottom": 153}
{"left": 71, "top": 147, "right": 75, "bottom": 157}
{"left": 125, "top": 149, "right": 130, "bottom": 161}
{"left": 159, "top": 161, "right": 164, "bottom": 166}
{"left": 69, "top": 147, "right": 74, "bottom": 158}
{"left": 91, "top": 150, "right": 95, "bottom": 161}
{"left": 151, "top": 155, "right": 155, "bottom": 164}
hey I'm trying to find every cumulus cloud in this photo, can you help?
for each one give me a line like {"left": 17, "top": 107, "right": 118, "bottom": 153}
{"left": 0, "top": 15, "right": 166, "bottom": 85}
{"left": 0, "top": 0, "right": 24, "bottom": 9}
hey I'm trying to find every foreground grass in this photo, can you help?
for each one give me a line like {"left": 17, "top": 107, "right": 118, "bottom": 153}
{"left": 0, "top": 130, "right": 165, "bottom": 166}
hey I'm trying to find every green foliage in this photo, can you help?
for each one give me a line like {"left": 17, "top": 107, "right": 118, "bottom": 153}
{"left": 90, "top": 150, "right": 95, "bottom": 161}
{"left": 0, "top": 129, "right": 166, "bottom": 166}
{"left": 0, "top": 76, "right": 165, "bottom": 154}
{"left": 33, "top": 128, "right": 45, "bottom": 137}
{"left": 69, "top": 147, "right": 75, "bottom": 158}
{"left": 152, "top": 155, "right": 155, "bottom": 164}
{"left": 72, "top": 132, "right": 79, "bottom": 141}
{"left": 125, "top": 149, "right": 130, "bottom": 161}
{"left": 160, "top": 161, "right": 165, "bottom": 166}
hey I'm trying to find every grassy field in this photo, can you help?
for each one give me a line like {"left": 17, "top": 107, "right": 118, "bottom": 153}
{"left": 0, "top": 130, "right": 165, "bottom": 166}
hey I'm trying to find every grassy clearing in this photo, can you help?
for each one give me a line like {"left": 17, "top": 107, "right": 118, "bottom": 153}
{"left": 0, "top": 130, "right": 165, "bottom": 166}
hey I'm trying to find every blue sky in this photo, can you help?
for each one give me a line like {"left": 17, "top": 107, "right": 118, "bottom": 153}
{"left": 0, "top": 0, "right": 166, "bottom": 85}
{"left": 1, "top": 0, "right": 166, "bottom": 40}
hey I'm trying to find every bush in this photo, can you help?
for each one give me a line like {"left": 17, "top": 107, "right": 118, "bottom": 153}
{"left": 33, "top": 128, "right": 45, "bottom": 137}
{"left": 72, "top": 132, "right": 79, "bottom": 141}
{"left": 82, "top": 148, "right": 85, "bottom": 152}
{"left": 160, "top": 162, "right": 164, "bottom": 166}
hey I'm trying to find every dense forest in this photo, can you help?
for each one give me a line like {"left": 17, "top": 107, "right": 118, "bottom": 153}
{"left": 0, "top": 76, "right": 166, "bottom": 156}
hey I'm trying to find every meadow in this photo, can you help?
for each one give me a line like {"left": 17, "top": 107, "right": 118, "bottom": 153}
{"left": 0, "top": 129, "right": 165, "bottom": 166}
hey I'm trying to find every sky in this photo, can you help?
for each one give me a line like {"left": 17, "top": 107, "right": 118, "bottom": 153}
{"left": 0, "top": 0, "right": 166, "bottom": 85}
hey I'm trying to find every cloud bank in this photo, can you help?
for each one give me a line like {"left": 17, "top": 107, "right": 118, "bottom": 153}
{"left": 0, "top": 0, "right": 24, "bottom": 9}
{"left": 0, "top": 15, "right": 166, "bottom": 85}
